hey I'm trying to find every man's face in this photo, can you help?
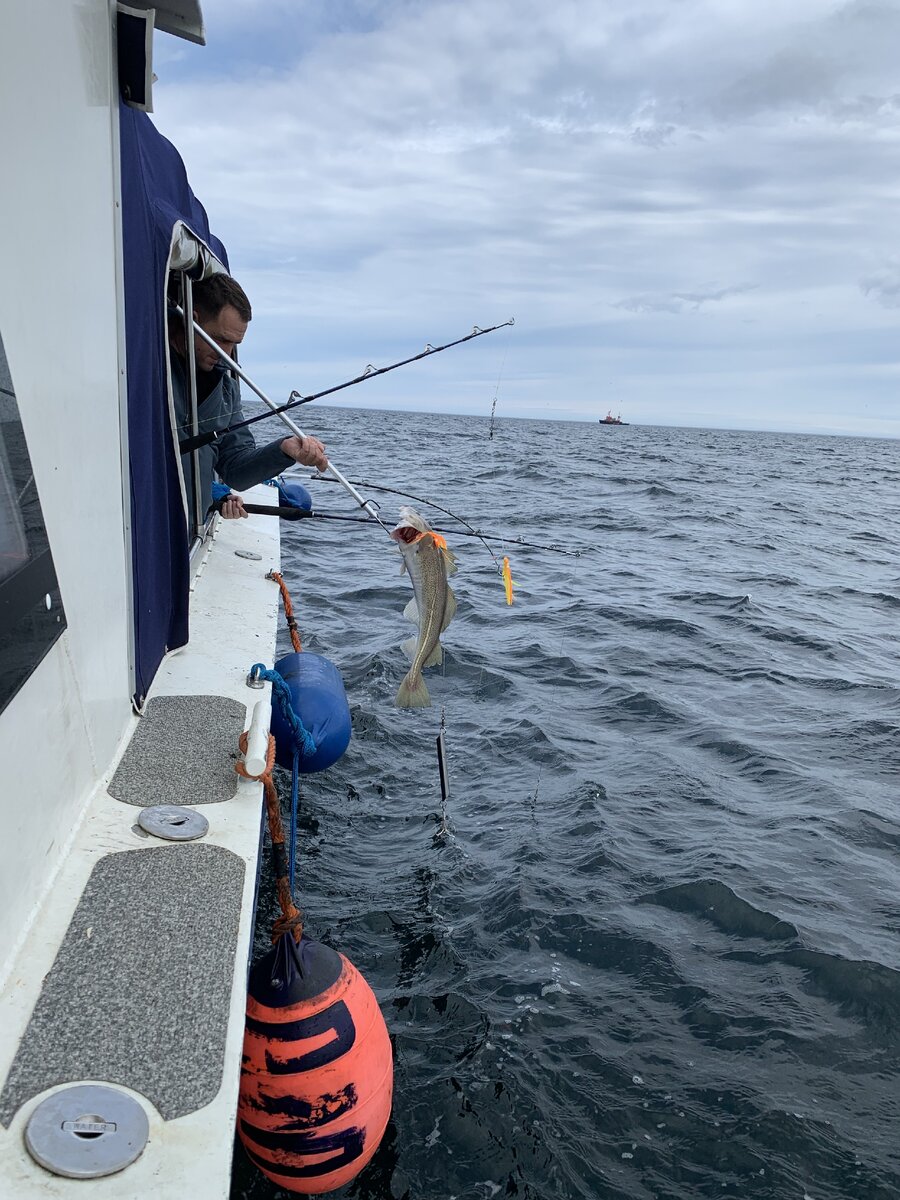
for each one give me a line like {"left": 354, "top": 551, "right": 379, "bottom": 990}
{"left": 193, "top": 303, "right": 248, "bottom": 373}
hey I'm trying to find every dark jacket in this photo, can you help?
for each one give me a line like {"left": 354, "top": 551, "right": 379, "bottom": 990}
{"left": 170, "top": 352, "right": 293, "bottom": 517}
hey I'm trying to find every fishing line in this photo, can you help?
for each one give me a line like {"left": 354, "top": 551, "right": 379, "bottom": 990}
{"left": 530, "top": 768, "right": 542, "bottom": 822}
{"left": 522, "top": 547, "right": 578, "bottom": 816}
{"left": 487, "top": 318, "right": 511, "bottom": 441}
{"left": 16, "top": 473, "right": 35, "bottom": 505}
{"left": 303, "top": 474, "right": 476, "bottom": 523}
{"left": 269, "top": 505, "right": 581, "bottom": 558}
{"left": 299, "top": 474, "right": 503, "bottom": 568}
{"left": 290, "top": 475, "right": 581, "bottom": 560}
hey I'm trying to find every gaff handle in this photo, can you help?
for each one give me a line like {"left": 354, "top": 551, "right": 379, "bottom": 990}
{"left": 213, "top": 499, "right": 312, "bottom": 520}
{"left": 180, "top": 430, "right": 217, "bottom": 454}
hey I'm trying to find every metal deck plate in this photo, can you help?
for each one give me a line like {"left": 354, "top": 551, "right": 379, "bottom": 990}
{"left": 0, "top": 845, "right": 245, "bottom": 1127}
{"left": 138, "top": 804, "right": 210, "bottom": 841}
{"left": 24, "top": 1084, "right": 149, "bottom": 1178}
{"left": 109, "top": 695, "right": 245, "bottom": 806}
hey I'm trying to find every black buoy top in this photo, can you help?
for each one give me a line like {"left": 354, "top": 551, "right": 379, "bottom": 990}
{"left": 249, "top": 936, "right": 344, "bottom": 1008}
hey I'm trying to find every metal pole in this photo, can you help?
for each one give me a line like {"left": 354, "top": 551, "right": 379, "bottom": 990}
{"left": 174, "top": 304, "right": 389, "bottom": 532}
{"left": 181, "top": 278, "right": 206, "bottom": 536}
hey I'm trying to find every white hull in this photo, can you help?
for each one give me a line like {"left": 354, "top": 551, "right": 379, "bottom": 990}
{"left": 0, "top": 3, "right": 282, "bottom": 1192}
{"left": 0, "top": 504, "right": 281, "bottom": 1196}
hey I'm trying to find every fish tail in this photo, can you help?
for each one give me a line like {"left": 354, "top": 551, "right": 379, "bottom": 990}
{"left": 396, "top": 669, "right": 431, "bottom": 708}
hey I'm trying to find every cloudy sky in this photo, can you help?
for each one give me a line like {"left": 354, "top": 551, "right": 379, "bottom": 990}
{"left": 151, "top": 0, "right": 900, "bottom": 436}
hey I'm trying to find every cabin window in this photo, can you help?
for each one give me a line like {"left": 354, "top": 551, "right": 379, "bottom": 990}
{"left": 116, "top": 4, "right": 155, "bottom": 112}
{"left": 0, "top": 331, "right": 66, "bottom": 717}
{"left": 167, "top": 269, "right": 212, "bottom": 546}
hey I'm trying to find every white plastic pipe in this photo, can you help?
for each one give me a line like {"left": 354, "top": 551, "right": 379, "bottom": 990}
{"left": 244, "top": 699, "right": 272, "bottom": 778}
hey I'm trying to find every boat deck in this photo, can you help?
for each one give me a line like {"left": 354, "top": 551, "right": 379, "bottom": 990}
{"left": 0, "top": 489, "right": 282, "bottom": 1197}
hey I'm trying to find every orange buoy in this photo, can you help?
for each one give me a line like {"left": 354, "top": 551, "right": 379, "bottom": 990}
{"left": 238, "top": 934, "right": 393, "bottom": 1194}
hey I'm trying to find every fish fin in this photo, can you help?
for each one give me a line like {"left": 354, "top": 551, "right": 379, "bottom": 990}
{"left": 440, "top": 587, "right": 457, "bottom": 633}
{"left": 422, "top": 642, "right": 443, "bottom": 668}
{"left": 400, "top": 635, "right": 418, "bottom": 662}
{"left": 396, "top": 670, "right": 431, "bottom": 708}
{"left": 443, "top": 547, "right": 458, "bottom": 576}
{"left": 403, "top": 598, "right": 419, "bottom": 624}
{"left": 399, "top": 556, "right": 407, "bottom": 575}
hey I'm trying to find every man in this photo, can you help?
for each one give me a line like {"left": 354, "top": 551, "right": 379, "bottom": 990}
{"left": 168, "top": 273, "right": 327, "bottom": 521}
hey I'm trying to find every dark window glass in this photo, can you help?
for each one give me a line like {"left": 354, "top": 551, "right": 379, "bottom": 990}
{"left": 0, "top": 330, "right": 66, "bottom": 717}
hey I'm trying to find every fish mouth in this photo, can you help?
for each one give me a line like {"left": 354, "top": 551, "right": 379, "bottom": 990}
{"left": 390, "top": 525, "right": 421, "bottom": 545}
{"left": 391, "top": 506, "right": 431, "bottom": 544}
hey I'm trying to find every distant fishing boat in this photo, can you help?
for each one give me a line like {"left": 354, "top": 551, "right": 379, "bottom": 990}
{"left": 599, "top": 410, "right": 628, "bottom": 425}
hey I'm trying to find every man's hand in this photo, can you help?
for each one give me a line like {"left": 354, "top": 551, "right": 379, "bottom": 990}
{"left": 281, "top": 435, "right": 328, "bottom": 472}
{"left": 220, "top": 494, "right": 248, "bottom": 519}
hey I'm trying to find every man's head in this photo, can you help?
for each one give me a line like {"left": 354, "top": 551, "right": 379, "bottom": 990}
{"left": 173, "top": 273, "right": 252, "bottom": 373}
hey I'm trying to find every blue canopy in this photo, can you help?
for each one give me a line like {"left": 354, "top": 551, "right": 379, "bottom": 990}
{"left": 119, "top": 101, "right": 229, "bottom": 707}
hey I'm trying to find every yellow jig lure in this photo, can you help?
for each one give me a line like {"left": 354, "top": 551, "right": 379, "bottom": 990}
{"left": 502, "top": 556, "right": 515, "bottom": 605}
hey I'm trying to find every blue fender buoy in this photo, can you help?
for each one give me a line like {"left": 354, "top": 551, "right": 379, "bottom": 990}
{"left": 270, "top": 652, "right": 352, "bottom": 773}
{"left": 277, "top": 479, "right": 313, "bottom": 513}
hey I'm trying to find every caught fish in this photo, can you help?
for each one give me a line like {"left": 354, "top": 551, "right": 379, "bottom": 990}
{"left": 390, "top": 505, "right": 458, "bottom": 708}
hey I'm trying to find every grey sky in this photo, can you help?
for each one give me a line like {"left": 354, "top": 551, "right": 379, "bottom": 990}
{"left": 151, "top": 0, "right": 900, "bottom": 435}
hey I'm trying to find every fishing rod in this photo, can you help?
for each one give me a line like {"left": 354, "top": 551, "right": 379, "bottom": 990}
{"left": 301, "top": 471, "right": 583, "bottom": 562}
{"left": 172, "top": 304, "right": 390, "bottom": 533}
{"left": 178, "top": 317, "right": 515, "bottom": 454}
{"left": 217, "top": 499, "right": 581, "bottom": 557}
{"left": 309, "top": 513, "right": 581, "bottom": 557}
{"left": 300, "top": 472, "right": 504, "bottom": 566}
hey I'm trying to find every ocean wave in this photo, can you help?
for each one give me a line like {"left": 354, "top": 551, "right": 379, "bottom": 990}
{"left": 244, "top": 412, "right": 900, "bottom": 1200}
{"left": 640, "top": 879, "right": 798, "bottom": 941}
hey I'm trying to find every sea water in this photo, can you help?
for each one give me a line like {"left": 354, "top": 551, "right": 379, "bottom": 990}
{"left": 234, "top": 410, "right": 900, "bottom": 1200}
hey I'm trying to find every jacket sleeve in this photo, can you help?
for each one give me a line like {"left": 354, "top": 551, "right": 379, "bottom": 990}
{"left": 213, "top": 376, "right": 295, "bottom": 490}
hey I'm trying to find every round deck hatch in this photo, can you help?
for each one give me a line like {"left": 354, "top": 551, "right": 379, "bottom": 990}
{"left": 138, "top": 804, "right": 209, "bottom": 841}
{"left": 24, "top": 1084, "right": 149, "bottom": 1178}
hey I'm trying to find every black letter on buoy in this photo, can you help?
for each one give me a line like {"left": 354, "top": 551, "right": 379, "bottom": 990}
{"left": 241, "top": 1124, "right": 366, "bottom": 1177}
{"left": 251, "top": 999, "right": 357, "bottom": 1074}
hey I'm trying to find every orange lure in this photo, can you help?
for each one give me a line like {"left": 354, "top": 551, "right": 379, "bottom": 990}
{"left": 502, "top": 556, "right": 514, "bottom": 605}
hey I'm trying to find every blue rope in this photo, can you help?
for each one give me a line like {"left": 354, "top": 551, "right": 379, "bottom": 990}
{"left": 250, "top": 663, "right": 318, "bottom": 884}
{"left": 250, "top": 663, "right": 318, "bottom": 760}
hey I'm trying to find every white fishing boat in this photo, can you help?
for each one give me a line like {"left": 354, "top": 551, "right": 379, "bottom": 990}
{"left": 0, "top": 3, "right": 334, "bottom": 1194}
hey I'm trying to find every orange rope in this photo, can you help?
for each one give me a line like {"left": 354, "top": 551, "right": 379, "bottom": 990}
{"left": 267, "top": 570, "right": 302, "bottom": 653}
{"left": 236, "top": 730, "right": 304, "bottom": 943}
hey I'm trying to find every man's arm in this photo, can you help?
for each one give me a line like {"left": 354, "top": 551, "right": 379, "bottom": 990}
{"left": 214, "top": 377, "right": 328, "bottom": 489}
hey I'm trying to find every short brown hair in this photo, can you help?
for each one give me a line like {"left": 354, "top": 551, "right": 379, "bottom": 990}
{"left": 192, "top": 274, "right": 252, "bottom": 322}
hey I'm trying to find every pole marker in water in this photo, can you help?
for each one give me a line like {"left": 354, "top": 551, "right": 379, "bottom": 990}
{"left": 435, "top": 708, "right": 450, "bottom": 838}
{"left": 436, "top": 722, "right": 450, "bottom": 806}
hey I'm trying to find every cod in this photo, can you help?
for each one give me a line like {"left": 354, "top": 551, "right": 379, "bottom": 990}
{"left": 390, "top": 506, "right": 458, "bottom": 708}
